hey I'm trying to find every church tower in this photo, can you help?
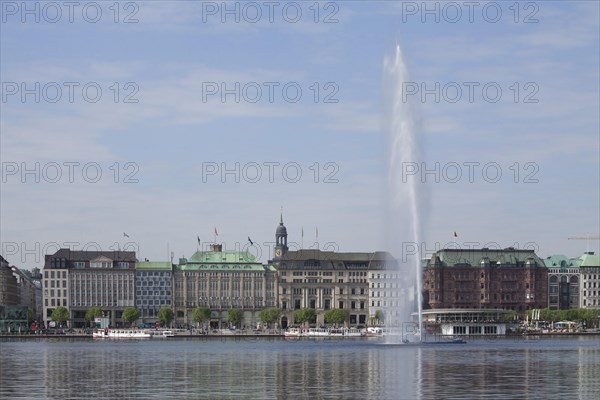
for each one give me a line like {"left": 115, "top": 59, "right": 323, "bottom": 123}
{"left": 274, "top": 214, "right": 288, "bottom": 260}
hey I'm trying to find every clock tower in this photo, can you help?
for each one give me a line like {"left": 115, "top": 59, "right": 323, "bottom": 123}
{"left": 274, "top": 213, "right": 288, "bottom": 260}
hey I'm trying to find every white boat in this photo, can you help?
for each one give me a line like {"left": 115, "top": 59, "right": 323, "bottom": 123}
{"left": 93, "top": 328, "right": 152, "bottom": 339}
{"left": 284, "top": 327, "right": 303, "bottom": 337}
{"left": 152, "top": 330, "right": 175, "bottom": 338}
{"left": 366, "top": 327, "right": 384, "bottom": 337}
{"left": 285, "top": 327, "right": 365, "bottom": 338}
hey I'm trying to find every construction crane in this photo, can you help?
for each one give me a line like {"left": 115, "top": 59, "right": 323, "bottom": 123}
{"left": 568, "top": 234, "right": 600, "bottom": 253}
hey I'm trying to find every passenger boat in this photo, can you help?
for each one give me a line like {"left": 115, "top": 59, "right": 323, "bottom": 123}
{"left": 152, "top": 330, "right": 175, "bottom": 338}
{"left": 366, "top": 327, "right": 384, "bottom": 337}
{"left": 92, "top": 328, "right": 152, "bottom": 339}
{"left": 283, "top": 327, "right": 303, "bottom": 337}
{"left": 285, "top": 327, "right": 366, "bottom": 337}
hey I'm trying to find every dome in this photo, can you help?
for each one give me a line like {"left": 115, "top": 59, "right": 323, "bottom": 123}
{"left": 276, "top": 223, "right": 287, "bottom": 235}
{"left": 276, "top": 213, "right": 287, "bottom": 235}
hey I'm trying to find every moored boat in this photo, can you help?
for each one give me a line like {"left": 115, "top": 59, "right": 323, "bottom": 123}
{"left": 285, "top": 327, "right": 366, "bottom": 337}
{"left": 93, "top": 328, "right": 152, "bottom": 339}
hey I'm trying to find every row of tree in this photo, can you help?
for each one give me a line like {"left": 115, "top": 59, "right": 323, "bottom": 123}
{"left": 525, "top": 308, "right": 599, "bottom": 326}
{"left": 47, "top": 306, "right": 360, "bottom": 328}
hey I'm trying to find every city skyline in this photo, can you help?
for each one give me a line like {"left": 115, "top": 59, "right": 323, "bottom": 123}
{"left": 2, "top": 1, "right": 599, "bottom": 267}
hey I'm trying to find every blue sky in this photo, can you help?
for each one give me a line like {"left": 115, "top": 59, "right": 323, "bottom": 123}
{"left": 1, "top": 1, "right": 599, "bottom": 267}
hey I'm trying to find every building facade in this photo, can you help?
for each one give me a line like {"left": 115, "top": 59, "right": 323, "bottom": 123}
{"left": 0, "top": 255, "right": 19, "bottom": 306}
{"left": 271, "top": 216, "right": 394, "bottom": 328}
{"left": 173, "top": 244, "right": 278, "bottom": 328}
{"left": 544, "top": 255, "right": 580, "bottom": 310}
{"left": 43, "top": 249, "right": 136, "bottom": 328}
{"left": 579, "top": 252, "right": 600, "bottom": 309}
{"left": 135, "top": 261, "right": 173, "bottom": 323}
{"left": 423, "top": 248, "right": 548, "bottom": 313}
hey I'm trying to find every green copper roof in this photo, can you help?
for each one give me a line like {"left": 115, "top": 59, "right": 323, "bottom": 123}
{"left": 430, "top": 248, "right": 546, "bottom": 268}
{"left": 543, "top": 255, "right": 576, "bottom": 268}
{"left": 136, "top": 261, "right": 173, "bottom": 270}
{"left": 576, "top": 252, "right": 600, "bottom": 267}
{"left": 188, "top": 251, "right": 258, "bottom": 263}
{"left": 174, "top": 250, "right": 275, "bottom": 272}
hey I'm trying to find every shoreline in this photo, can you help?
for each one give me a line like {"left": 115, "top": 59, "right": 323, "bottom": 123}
{"left": 2, "top": 331, "right": 599, "bottom": 339}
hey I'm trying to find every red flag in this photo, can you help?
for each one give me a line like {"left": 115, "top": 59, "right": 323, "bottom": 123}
{"left": 454, "top": 232, "right": 458, "bottom": 237}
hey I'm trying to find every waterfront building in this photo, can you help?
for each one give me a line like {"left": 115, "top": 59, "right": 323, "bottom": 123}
{"left": 578, "top": 252, "right": 600, "bottom": 309}
{"left": 423, "top": 248, "right": 548, "bottom": 313}
{"left": 544, "top": 255, "right": 580, "bottom": 310}
{"left": 0, "top": 255, "right": 19, "bottom": 306}
{"left": 271, "top": 216, "right": 393, "bottom": 328}
{"left": 422, "top": 308, "right": 509, "bottom": 336}
{"left": 43, "top": 249, "right": 136, "bottom": 328}
{"left": 172, "top": 244, "right": 278, "bottom": 328}
{"left": 135, "top": 261, "right": 173, "bottom": 324}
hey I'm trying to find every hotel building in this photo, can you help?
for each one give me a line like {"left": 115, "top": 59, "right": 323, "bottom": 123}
{"left": 423, "top": 248, "right": 548, "bottom": 313}
{"left": 43, "top": 249, "right": 136, "bottom": 328}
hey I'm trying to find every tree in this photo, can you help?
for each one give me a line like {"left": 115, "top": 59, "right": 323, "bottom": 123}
{"left": 51, "top": 306, "right": 69, "bottom": 328}
{"left": 227, "top": 308, "right": 243, "bottom": 328}
{"left": 259, "top": 308, "right": 281, "bottom": 328}
{"left": 157, "top": 308, "right": 175, "bottom": 327}
{"left": 85, "top": 307, "right": 103, "bottom": 327}
{"left": 192, "top": 307, "right": 212, "bottom": 328}
{"left": 324, "top": 309, "right": 347, "bottom": 326}
{"left": 293, "top": 308, "right": 316, "bottom": 326}
{"left": 375, "top": 310, "right": 384, "bottom": 325}
{"left": 122, "top": 307, "right": 141, "bottom": 327}
{"left": 503, "top": 310, "right": 517, "bottom": 322}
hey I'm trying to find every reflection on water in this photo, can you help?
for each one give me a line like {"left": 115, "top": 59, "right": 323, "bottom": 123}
{"left": 1, "top": 337, "right": 598, "bottom": 399}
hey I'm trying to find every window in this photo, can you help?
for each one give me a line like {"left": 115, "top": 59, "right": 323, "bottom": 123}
{"left": 324, "top": 299, "right": 331, "bottom": 310}
{"left": 339, "top": 301, "right": 344, "bottom": 309}
{"left": 294, "top": 299, "right": 301, "bottom": 309}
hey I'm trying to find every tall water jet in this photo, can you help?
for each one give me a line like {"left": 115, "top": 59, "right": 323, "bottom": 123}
{"left": 383, "top": 44, "right": 425, "bottom": 343}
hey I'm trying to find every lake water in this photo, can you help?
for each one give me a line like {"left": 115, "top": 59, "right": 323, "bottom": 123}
{"left": 1, "top": 336, "right": 599, "bottom": 399}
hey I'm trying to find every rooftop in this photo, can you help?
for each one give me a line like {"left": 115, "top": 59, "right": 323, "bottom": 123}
{"left": 428, "top": 248, "right": 546, "bottom": 268}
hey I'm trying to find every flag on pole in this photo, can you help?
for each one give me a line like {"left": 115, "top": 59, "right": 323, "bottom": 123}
{"left": 214, "top": 227, "right": 218, "bottom": 236}
{"left": 123, "top": 232, "right": 129, "bottom": 238}
{"left": 302, "top": 227, "right": 304, "bottom": 237}
{"left": 454, "top": 232, "right": 458, "bottom": 237}
{"left": 248, "top": 236, "right": 253, "bottom": 245}
{"left": 197, "top": 236, "right": 201, "bottom": 245}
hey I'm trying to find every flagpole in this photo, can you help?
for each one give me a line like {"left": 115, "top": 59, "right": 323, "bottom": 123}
{"left": 301, "top": 227, "right": 304, "bottom": 249}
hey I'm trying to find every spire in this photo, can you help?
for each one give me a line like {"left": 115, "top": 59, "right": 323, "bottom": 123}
{"left": 280, "top": 212, "right": 283, "bottom": 225}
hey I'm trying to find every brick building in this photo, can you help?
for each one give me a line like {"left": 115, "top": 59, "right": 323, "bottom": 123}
{"left": 423, "top": 248, "right": 547, "bottom": 313}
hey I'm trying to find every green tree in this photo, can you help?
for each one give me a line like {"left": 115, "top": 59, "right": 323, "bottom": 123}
{"left": 27, "top": 307, "right": 34, "bottom": 323}
{"left": 503, "top": 310, "right": 517, "bottom": 322}
{"left": 85, "top": 307, "right": 103, "bottom": 327}
{"left": 227, "top": 308, "right": 243, "bottom": 328}
{"left": 192, "top": 307, "right": 212, "bottom": 328}
{"left": 375, "top": 310, "right": 385, "bottom": 325}
{"left": 293, "top": 308, "right": 316, "bottom": 326}
{"left": 259, "top": 308, "right": 281, "bottom": 328}
{"left": 122, "top": 307, "right": 141, "bottom": 327}
{"left": 157, "top": 308, "right": 175, "bottom": 327}
{"left": 51, "top": 306, "right": 69, "bottom": 328}
{"left": 324, "top": 309, "right": 347, "bottom": 326}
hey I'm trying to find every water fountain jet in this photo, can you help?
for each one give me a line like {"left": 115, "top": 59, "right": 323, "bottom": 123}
{"left": 383, "top": 44, "right": 425, "bottom": 344}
